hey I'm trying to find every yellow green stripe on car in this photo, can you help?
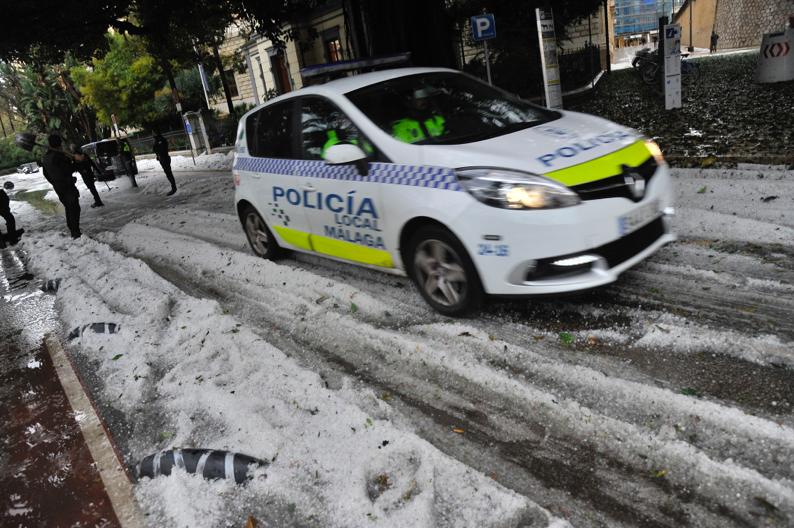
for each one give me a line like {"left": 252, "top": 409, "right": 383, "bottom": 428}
{"left": 543, "top": 140, "right": 653, "bottom": 187}
{"left": 273, "top": 225, "right": 312, "bottom": 251}
{"left": 273, "top": 226, "right": 394, "bottom": 268}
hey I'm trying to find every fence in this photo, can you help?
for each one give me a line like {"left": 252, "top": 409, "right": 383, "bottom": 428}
{"left": 127, "top": 130, "right": 192, "bottom": 156}
{"left": 559, "top": 43, "right": 602, "bottom": 92}
{"left": 126, "top": 110, "right": 239, "bottom": 156}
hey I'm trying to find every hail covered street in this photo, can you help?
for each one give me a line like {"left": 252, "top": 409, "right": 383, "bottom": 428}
{"left": 4, "top": 158, "right": 793, "bottom": 527}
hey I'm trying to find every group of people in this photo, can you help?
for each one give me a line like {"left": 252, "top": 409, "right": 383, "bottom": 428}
{"left": 0, "top": 131, "right": 176, "bottom": 246}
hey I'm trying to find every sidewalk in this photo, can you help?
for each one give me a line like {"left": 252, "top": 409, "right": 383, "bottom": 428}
{"left": 0, "top": 246, "right": 137, "bottom": 527}
{"left": 611, "top": 45, "right": 756, "bottom": 70}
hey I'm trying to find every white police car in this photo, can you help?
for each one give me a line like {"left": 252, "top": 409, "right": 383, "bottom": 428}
{"left": 233, "top": 68, "right": 675, "bottom": 315}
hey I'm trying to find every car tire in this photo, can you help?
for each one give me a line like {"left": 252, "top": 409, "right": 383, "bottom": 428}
{"left": 407, "top": 225, "right": 484, "bottom": 316}
{"left": 241, "top": 205, "right": 285, "bottom": 260}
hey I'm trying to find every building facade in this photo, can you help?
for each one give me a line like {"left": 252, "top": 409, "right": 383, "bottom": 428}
{"left": 613, "top": 0, "right": 685, "bottom": 46}
{"left": 675, "top": 0, "right": 793, "bottom": 50}
{"left": 208, "top": 3, "right": 350, "bottom": 114}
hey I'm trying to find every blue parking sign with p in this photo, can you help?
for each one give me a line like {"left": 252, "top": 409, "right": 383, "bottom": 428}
{"left": 471, "top": 14, "right": 496, "bottom": 41}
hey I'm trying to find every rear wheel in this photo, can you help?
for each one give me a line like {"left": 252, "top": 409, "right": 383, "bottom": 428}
{"left": 241, "top": 205, "right": 284, "bottom": 260}
{"left": 407, "top": 226, "right": 483, "bottom": 316}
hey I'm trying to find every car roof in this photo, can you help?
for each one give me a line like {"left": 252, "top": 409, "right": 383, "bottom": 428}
{"left": 318, "top": 67, "right": 457, "bottom": 94}
{"left": 243, "top": 67, "right": 459, "bottom": 119}
{"left": 82, "top": 138, "right": 128, "bottom": 148}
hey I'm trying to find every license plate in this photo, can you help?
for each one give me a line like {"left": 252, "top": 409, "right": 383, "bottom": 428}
{"left": 618, "top": 200, "right": 660, "bottom": 236}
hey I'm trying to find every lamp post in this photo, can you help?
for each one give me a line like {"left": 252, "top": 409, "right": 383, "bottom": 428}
{"left": 688, "top": 0, "right": 694, "bottom": 52}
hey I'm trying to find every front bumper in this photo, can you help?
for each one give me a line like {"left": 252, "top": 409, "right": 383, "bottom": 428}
{"left": 460, "top": 165, "right": 675, "bottom": 296}
{"left": 499, "top": 217, "right": 676, "bottom": 296}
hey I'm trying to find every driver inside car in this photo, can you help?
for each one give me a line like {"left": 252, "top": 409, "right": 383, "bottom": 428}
{"left": 391, "top": 87, "right": 446, "bottom": 144}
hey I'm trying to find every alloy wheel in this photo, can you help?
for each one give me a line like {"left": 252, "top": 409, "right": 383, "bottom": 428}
{"left": 244, "top": 212, "right": 269, "bottom": 256}
{"left": 413, "top": 239, "right": 468, "bottom": 307}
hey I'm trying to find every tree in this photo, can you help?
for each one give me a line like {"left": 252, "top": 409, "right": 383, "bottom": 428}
{"left": 2, "top": 0, "right": 324, "bottom": 116}
{"left": 0, "top": 136, "right": 38, "bottom": 171}
{"left": 1, "top": 0, "right": 131, "bottom": 63}
{"left": 71, "top": 33, "right": 165, "bottom": 129}
{"left": 0, "top": 56, "right": 93, "bottom": 145}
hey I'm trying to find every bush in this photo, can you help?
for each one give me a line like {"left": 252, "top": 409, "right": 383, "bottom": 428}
{"left": 0, "top": 136, "right": 39, "bottom": 171}
{"left": 568, "top": 53, "right": 794, "bottom": 164}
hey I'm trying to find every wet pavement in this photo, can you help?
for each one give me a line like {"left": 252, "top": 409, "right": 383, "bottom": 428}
{"left": 0, "top": 246, "right": 120, "bottom": 527}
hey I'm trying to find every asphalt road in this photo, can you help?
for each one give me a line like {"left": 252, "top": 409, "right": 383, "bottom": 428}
{"left": 9, "top": 166, "right": 794, "bottom": 527}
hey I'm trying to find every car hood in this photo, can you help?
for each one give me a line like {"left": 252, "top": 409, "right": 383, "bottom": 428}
{"left": 419, "top": 110, "right": 649, "bottom": 186}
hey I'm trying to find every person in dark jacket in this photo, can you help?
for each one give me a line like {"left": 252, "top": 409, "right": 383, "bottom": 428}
{"left": 152, "top": 131, "right": 177, "bottom": 195}
{"left": 0, "top": 189, "right": 23, "bottom": 248}
{"left": 72, "top": 144, "right": 104, "bottom": 208}
{"left": 41, "top": 134, "right": 83, "bottom": 239}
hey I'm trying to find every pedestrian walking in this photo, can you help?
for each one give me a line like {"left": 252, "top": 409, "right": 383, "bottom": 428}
{"left": 152, "top": 130, "right": 177, "bottom": 195}
{"left": 41, "top": 134, "right": 82, "bottom": 239}
{"left": 72, "top": 145, "right": 104, "bottom": 208}
{"left": 710, "top": 31, "right": 719, "bottom": 53}
{"left": 0, "top": 189, "right": 23, "bottom": 248}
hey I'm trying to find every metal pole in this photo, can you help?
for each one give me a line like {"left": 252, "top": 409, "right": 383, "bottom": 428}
{"left": 484, "top": 40, "right": 492, "bottom": 85}
{"left": 198, "top": 112, "right": 212, "bottom": 155}
{"left": 604, "top": 0, "right": 611, "bottom": 73}
{"left": 182, "top": 114, "right": 196, "bottom": 166}
{"left": 688, "top": 0, "right": 694, "bottom": 52}
{"left": 197, "top": 63, "right": 212, "bottom": 109}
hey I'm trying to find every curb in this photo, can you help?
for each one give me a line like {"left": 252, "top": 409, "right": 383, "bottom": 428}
{"left": 44, "top": 335, "right": 146, "bottom": 528}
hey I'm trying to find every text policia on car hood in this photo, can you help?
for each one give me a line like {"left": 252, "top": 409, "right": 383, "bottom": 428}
{"left": 233, "top": 67, "right": 675, "bottom": 315}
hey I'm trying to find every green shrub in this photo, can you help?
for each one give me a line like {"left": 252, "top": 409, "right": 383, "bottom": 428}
{"left": 0, "top": 136, "right": 39, "bottom": 171}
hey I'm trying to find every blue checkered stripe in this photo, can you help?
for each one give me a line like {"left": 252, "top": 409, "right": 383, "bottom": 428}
{"left": 234, "top": 156, "right": 462, "bottom": 191}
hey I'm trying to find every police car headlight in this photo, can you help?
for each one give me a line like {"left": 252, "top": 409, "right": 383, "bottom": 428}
{"left": 645, "top": 140, "right": 665, "bottom": 163}
{"left": 456, "top": 168, "right": 580, "bottom": 210}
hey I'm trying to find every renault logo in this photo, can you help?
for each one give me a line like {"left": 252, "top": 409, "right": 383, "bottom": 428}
{"left": 622, "top": 167, "right": 646, "bottom": 200}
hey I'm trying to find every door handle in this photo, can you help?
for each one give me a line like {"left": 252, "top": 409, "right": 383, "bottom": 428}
{"left": 302, "top": 183, "right": 316, "bottom": 191}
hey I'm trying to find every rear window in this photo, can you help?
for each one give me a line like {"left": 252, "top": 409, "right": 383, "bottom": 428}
{"left": 246, "top": 102, "right": 295, "bottom": 158}
{"left": 96, "top": 142, "right": 119, "bottom": 156}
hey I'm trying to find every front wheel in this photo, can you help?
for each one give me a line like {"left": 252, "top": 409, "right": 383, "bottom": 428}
{"left": 407, "top": 226, "right": 484, "bottom": 316}
{"left": 241, "top": 205, "right": 284, "bottom": 260}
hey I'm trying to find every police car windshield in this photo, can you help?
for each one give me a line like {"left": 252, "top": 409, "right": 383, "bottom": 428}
{"left": 345, "top": 72, "right": 558, "bottom": 145}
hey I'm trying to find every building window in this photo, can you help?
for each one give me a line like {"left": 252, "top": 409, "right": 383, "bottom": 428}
{"left": 224, "top": 70, "right": 239, "bottom": 98}
{"left": 326, "top": 38, "right": 343, "bottom": 62}
{"left": 323, "top": 27, "right": 343, "bottom": 63}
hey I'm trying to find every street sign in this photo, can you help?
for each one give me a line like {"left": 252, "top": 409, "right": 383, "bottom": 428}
{"left": 470, "top": 14, "right": 496, "bottom": 41}
{"left": 535, "top": 8, "right": 562, "bottom": 109}
{"left": 663, "top": 24, "right": 682, "bottom": 110}
{"left": 471, "top": 14, "right": 496, "bottom": 85}
{"left": 757, "top": 28, "right": 794, "bottom": 83}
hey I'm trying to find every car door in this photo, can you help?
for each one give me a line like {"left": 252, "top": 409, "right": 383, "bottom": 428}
{"left": 295, "top": 96, "right": 393, "bottom": 268}
{"left": 244, "top": 100, "right": 314, "bottom": 252}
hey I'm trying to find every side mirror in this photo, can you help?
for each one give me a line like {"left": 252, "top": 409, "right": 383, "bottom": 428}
{"left": 323, "top": 143, "right": 369, "bottom": 176}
